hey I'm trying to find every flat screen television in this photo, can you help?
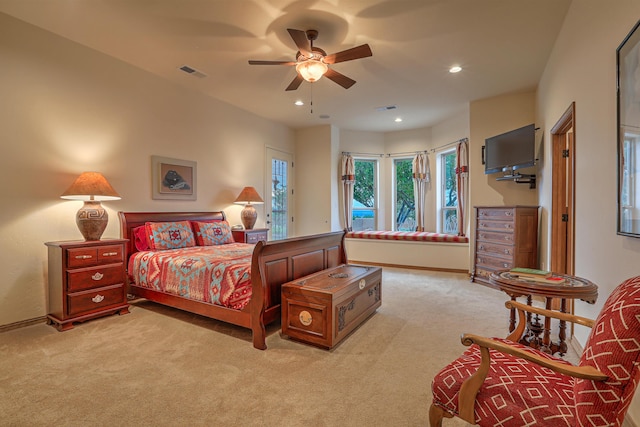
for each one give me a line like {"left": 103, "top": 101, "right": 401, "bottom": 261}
{"left": 484, "top": 124, "right": 536, "bottom": 175}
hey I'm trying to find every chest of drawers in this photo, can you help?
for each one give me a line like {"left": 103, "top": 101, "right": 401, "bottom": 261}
{"left": 45, "top": 239, "right": 129, "bottom": 331}
{"left": 471, "top": 206, "right": 539, "bottom": 287}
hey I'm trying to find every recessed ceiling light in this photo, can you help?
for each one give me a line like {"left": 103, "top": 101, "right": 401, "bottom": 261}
{"left": 294, "top": 100, "right": 304, "bottom": 106}
{"left": 395, "top": 117, "right": 403, "bottom": 123}
{"left": 449, "top": 65, "right": 462, "bottom": 73}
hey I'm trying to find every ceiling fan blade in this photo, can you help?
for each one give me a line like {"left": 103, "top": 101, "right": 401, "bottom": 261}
{"left": 285, "top": 74, "right": 304, "bottom": 91}
{"left": 324, "top": 68, "right": 356, "bottom": 89}
{"left": 248, "top": 60, "right": 296, "bottom": 66}
{"left": 324, "top": 44, "right": 373, "bottom": 64}
{"left": 287, "top": 28, "right": 313, "bottom": 58}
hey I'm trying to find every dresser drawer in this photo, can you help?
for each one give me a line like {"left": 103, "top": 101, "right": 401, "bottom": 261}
{"left": 67, "top": 264, "right": 125, "bottom": 292}
{"left": 476, "top": 219, "right": 514, "bottom": 232}
{"left": 476, "top": 230, "right": 515, "bottom": 245}
{"left": 477, "top": 208, "right": 516, "bottom": 221}
{"left": 476, "top": 241, "right": 514, "bottom": 259}
{"left": 476, "top": 254, "right": 513, "bottom": 270}
{"left": 474, "top": 266, "right": 495, "bottom": 282}
{"left": 67, "top": 284, "right": 125, "bottom": 317}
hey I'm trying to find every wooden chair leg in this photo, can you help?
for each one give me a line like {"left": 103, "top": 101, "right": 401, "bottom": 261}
{"left": 429, "top": 403, "right": 452, "bottom": 427}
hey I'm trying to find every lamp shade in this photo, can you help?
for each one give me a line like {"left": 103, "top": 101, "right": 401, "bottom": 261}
{"left": 60, "top": 172, "right": 121, "bottom": 201}
{"left": 296, "top": 59, "right": 328, "bottom": 82}
{"left": 60, "top": 172, "right": 120, "bottom": 241}
{"left": 233, "top": 186, "right": 264, "bottom": 205}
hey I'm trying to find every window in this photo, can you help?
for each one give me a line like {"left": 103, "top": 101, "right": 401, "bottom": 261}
{"left": 394, "top": 158, "right": 415, "bottom": 231}
{"left": 621, "top": 134, "right": 638, "bottom": 230}
{"left": 438, "top": 149, "right": 458, "bottom": 234}
{"left": 352, "top": 159, "right": 377, "bottom": 231}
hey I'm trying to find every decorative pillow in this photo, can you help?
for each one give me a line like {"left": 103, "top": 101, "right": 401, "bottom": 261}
{"left": 133, "top": 226, "right": 150, "bottom": 251}
{"left": 145, "top": 221, "right": 196, "bottom": 250}
{"left": 192, "top": 220, "right": 235, "bottom": 246}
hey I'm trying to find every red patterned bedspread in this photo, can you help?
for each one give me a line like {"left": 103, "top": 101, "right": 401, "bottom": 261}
{"left": 128, "top": 243, "right": 254, "bottom": 310}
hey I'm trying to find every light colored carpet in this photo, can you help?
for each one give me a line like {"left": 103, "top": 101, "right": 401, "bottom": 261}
{"left": 0, "top": 268, "right": 577, "bottom": 426}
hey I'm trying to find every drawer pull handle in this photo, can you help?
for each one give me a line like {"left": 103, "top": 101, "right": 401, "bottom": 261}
{"left": 504, "top": 249, "right": 511, "bottom": 254}
{"left": 506, "top": 211, "right": 512, "bottom": 216}
{"left": 479, "top": 245, "right": 484, "bottom": 250}
{"left": 102, "top": 252, "right": 118, "bottom": 257}
{"left": 91, "top": 272, "right": 104, "bottom": 281}
{"left": 504, "top": 263, "right": 509, "bottom": 268}
{"left": 92, "top": 294, "right": 105, "bottom": 303}
{"left": 75, "top": 255, "right": 93, "bottom": 260}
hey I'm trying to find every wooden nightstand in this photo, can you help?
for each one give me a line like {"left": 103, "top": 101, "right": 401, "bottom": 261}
{"left": 45, "top": 239, "right": 130, "bottom": 331}
{"left": 232, "top": 228, "right": 268, "bottom": 244}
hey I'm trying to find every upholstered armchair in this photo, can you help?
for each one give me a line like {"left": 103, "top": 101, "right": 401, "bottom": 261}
{"left": 430, "top": 276, "right": 640, "bottom": 426}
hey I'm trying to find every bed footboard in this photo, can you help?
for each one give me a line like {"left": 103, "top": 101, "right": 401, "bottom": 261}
{"left": 250, "top": 231, "right": 346, "bottom": 349}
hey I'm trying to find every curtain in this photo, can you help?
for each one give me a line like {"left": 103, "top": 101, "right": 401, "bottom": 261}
{"left": 341, "top": 154, "right": 355, "bottom": 231}
{"left": 455, "top": 139, "right": 469, "bottom": 236}
{"left": 412, "top": 153, "right": 430, "bottom": 231}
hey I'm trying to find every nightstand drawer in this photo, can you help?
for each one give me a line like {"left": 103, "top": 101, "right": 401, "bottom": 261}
{"left": 232, "top": 228, "right": 268, "bottom": 243}
{"left": 67, "top": 265, "right": 125, "bottom": 292}
{"left": 67, "top": 284, "right": 125, "bottom": 316}
{"left": 97, "top": 245, "right": 124, "bottom": 263}
{"left": 246, "top": 231, "right": 267, "bottom": 243}
{"left": 67, "top": 245, "right": 124, "bottom": 268}
{"left": 67, "top": 247, "right": 99, "bottom": 268}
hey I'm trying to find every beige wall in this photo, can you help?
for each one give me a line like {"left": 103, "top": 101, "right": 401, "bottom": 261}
{"left": 0, "top": 13, "right": 294, "bottom": 326}
{"left": 536, "top": 1, "right": 640, "bottom": 421}
{"left": 538, "top": 0, "right": 640, "bottom": 331}
{"left": 293, "top": 125, "right": 337, "bottom": 236}
{"left": 469, "top": 91, "right": 538, "bottom": 208}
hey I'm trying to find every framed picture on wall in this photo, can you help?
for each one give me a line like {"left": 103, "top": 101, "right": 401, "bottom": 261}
{"left": 151, "top": 155, "right": 197, "bottom": 200}
{"left": 617, "top": 20, "right": 640, "bottom": 237}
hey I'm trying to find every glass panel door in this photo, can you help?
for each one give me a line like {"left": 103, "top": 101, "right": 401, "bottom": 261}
{"left": 266, "top": 148, "right": 293, "bottom": 240}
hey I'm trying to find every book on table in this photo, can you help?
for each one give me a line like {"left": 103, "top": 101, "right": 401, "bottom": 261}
{"left": 518, "top": 275, "right": 567, "bottom": 285}
{"left": 509, "top": 267, "right": 552, "bottom": 279}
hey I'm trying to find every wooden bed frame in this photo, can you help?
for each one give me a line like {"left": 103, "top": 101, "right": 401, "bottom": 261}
{"left": 119, "top": 211, "right": 346, "bottom": 350}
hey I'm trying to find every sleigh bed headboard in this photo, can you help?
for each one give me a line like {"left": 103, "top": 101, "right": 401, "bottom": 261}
{"left": 118, "top": 211, "right": 226, "bottom": 261}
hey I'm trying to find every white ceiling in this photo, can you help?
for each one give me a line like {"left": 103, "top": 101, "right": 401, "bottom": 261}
{"left": 0, "top": 0, "right": 572, "bottom": 132}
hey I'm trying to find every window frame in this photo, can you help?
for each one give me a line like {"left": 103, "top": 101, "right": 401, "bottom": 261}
{"left": 351, "top": 157, "right": 379, "bottom": 231}
{"left": 437, "top": 148, "right": 458, "bottom": 234}
{"left": 392, "top": 157, "right": 415, "bottom": 231}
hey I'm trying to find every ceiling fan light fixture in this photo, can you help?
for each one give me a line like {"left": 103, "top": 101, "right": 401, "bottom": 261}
{"left": 296, "top": 59, "right": 328, "bottom": 82}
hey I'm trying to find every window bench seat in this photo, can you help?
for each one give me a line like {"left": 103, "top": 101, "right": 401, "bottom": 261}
{"left": 345, "top": 231, "right": 469, "bottom": 272}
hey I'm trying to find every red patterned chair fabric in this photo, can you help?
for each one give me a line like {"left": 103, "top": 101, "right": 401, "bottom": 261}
{"left": 430, "top": 275, "right": 640, "bottom": 426}
{"left": 345, "top": 230, "right": 469, "bottom": 243}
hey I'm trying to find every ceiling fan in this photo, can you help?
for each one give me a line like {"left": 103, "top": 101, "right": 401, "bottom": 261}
{"left": 248, "top": 28, "right": 373, "bottom": 91}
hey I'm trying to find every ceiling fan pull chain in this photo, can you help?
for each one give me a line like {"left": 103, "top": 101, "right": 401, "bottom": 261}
{"left": 310, "top": 84, "right": 313, "bottom": 114}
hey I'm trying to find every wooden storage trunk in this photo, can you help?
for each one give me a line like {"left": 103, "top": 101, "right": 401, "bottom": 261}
{"left": 281, "top": 264, "right": 382, "bottom": 349}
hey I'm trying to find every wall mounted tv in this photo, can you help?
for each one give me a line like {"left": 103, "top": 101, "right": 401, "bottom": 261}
{"left": 484, "top": 123, "right": 536, "bottom": 175}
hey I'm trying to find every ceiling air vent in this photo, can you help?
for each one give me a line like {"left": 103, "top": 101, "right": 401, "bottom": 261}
{"left": 178, "top": 65, "right": 207, "bottom": 78}
{"left": 376, "top": 105, "right": 397, "bottom": 112}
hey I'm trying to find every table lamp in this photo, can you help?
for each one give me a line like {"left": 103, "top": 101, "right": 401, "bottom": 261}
{"left": 234, "top": 186, "right": 264, "bottom": 230}
{"left": 60, "top": 172, "right": 121, "bottom": 241}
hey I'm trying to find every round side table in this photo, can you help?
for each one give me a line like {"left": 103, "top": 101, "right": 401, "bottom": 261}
{"left": 489, "top": 270, "right": 598, "bottom": 355}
